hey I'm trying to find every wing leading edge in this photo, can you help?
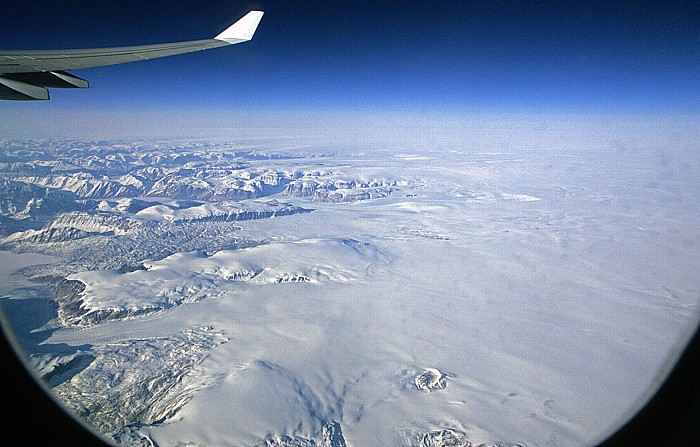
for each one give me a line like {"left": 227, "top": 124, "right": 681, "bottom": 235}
{"left": 0, "top": 10, "right": 263, "bottom": 100}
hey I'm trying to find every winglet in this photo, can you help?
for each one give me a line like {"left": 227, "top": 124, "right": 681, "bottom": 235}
{"left": 215, "top": 11, "right": 264, "bottom": 43}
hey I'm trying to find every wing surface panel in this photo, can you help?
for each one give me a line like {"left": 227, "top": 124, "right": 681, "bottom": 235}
{"left": 0, "top": 39, "right": 233, "bottom": 73}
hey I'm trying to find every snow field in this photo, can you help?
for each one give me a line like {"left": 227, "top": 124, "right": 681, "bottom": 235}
{"left": 1, "top": 138, "right": 698, "bottom": 446}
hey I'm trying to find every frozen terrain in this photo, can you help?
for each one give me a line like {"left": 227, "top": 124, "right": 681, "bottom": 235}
{"left": 0, "top": 131, "right": 698, "bottom": 447}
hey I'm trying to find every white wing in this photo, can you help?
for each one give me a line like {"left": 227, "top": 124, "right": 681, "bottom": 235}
{"left": 0, "top": 10, "right": 263, "bottom": 100}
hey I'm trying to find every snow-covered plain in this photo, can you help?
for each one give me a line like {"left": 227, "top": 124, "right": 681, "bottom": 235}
{"left": 0, "top": 125, "right": 698, "bottom": 447}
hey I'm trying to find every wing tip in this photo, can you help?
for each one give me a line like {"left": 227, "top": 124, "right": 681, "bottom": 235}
{"left": 215, "top": 10, "right": 264, "bottom": 43}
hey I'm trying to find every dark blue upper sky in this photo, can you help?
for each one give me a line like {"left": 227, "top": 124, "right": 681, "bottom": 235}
{"left": 0, "top": 0, "right": 698, "bottom": 114}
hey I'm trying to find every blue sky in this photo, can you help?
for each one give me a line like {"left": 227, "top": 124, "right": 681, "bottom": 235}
{"left": 0, "top": 0, "right": 698, "bottom": 136}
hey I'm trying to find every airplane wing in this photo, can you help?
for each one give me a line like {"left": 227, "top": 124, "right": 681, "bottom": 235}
{"left": 0, "top": 10, "right": 263, "bottom": 100}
